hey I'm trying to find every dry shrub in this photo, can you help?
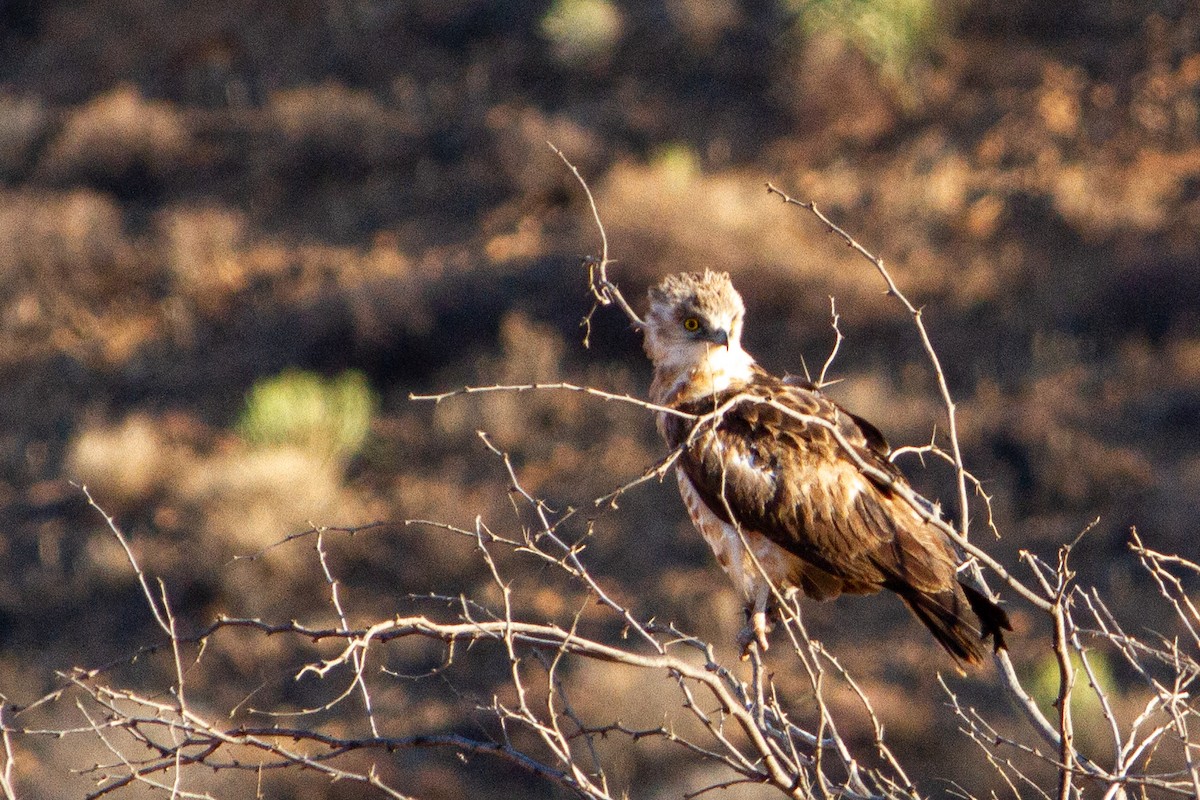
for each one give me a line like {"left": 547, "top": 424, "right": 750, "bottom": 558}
{"left": 769, "top": 32, "right": 901, "bottom": 144}
{"left": 662, "top": 0, "right": 741, "bottom": 49}
{"left": 155, "top": 204, "right": 249, "bottom": 304}
{"left": 274, "top": 239, "right": 414, "bottom": 295}
{"left": 1050, "top": 148, "right": 1200, "bottom": 236}
{"left": 260, "top": 82, "right": 426, "bottom": 239}
{"left": 0, "top": 187, "right": 139, "bottom": 297}
{"left": 36, "top": 84, "right": 190, "bottom": 189}
{"left": 485, "top": 103, "right": 600, "bottom": 198}
{"left": 434, "top": 312, "right": 568, "bottom": 449}
{"left": 430, "top": 311, "right": 654, "bottom": 499}
{"left": 270, "top": 82, "right": 417, "bottom": 172}
{"left": 597, "top": 158, "right": 867, "bottom": 314}
{"left": 1165, "top": 336, "right": 1200, "bottom": 384}
{"left": 174, "top": 445, "right": 347, "bottom": 552}
{"left": 595, "top": 151, "right": 996, "bottom": 319}
{"left": 64, "top": 413, "right": 193, "bottom": 510}
{"left": 0, "top": 186, "right": 161, "bottom": 366}
{"left": 967, "top": 359, "right": 1157, "bottom": 520}
{"left": 151, "top": 198, "right": 417, "bottom": 333}
{"left": 0, "top": 93, "right": 48, "bottom": 179}
{"left": 65, "top": 409, "right": 362, "bottom": 559}
{"left": 828, "top": 370, "right": 944, "bottom": 447}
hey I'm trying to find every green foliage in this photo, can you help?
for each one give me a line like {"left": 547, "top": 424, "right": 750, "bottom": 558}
{"left": 787, "top": 0, "right": 942, "bottom": 82}
{"left": 540, "top": 0, "right": 623, "bottom": 63}
{"left": 237, "top": 369, "right": 377, "bottom": 461}
{"left": 650, "top": 143, "right": 700, "bottom": 188}
{"left": 1029, "top": 648, "right": 1118, "bottom": 731}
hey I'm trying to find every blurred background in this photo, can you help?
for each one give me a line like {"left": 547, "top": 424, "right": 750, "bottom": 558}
{"left": 1, "top": 0, "right": 1199, "bottom": 797}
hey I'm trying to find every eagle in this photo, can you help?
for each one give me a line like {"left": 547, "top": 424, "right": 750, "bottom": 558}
{"left": 643, "top": 270, "right": 1010, "bottom": 666}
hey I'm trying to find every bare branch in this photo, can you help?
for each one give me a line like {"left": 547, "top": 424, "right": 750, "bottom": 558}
{"left": 817, "top": 295, "right": 844, "bottom": 389}
{"left": 550, "top": 143, "right": 645, "bottom": 334}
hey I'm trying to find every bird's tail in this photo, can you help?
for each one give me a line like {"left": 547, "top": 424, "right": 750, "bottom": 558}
{"left": 899, "top": 582, "right": 1011, "bottom": 666}
{"left": 961, "top": 582, "right": 1012, "bottom": 654}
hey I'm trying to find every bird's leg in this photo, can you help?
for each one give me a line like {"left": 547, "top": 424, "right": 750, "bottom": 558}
{"left": 751, "top": 608, "right": 772, "bottom": 651}
{"left": 737, "top": 595, "right": 774, "bottom": 660}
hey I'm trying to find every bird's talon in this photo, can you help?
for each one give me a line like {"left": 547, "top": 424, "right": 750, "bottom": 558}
{"left": 736, "top": 626, "right": 755, "bottom": 660}
{"left": 736, "top": 610, "right": 772, "bottom": 659}
{"left": 752, "top": 609, "right": 772, "bottom": 653}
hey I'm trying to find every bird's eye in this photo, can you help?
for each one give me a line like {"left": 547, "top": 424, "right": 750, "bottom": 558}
{"left": 683, "top": 317, "right": 701, "bottom": 332}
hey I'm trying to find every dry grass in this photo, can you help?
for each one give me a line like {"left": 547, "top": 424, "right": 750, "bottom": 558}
{"left": 36, "top": 85, "right": 191, "bottom": 190}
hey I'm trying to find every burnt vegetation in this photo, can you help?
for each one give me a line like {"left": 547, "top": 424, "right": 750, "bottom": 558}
{"left": 1, "top": 1, "right": 1200, "bottom": 798}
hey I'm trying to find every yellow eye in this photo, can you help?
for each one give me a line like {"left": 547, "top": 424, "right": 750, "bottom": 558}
{"left": 683, "top": 317, "right": 700, "bottom": 332}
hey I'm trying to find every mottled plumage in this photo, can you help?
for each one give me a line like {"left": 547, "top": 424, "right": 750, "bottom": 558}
{"left": 644, "top": 271, "right": 1010, "bottom": 665}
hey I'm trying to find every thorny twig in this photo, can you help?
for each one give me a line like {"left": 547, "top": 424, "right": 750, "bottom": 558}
{"left": 0, "top": 705, "right": 16, "bottom": 800}
{"left": 817, "top": 295, "right": 844, "bottom": 389}
{"left": 550, "top": 142, "right": 644, "bottom": 341}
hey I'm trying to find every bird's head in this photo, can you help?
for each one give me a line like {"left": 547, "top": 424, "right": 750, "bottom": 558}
{"left": 643, "top": 271, "right": 754, "bottom": 399}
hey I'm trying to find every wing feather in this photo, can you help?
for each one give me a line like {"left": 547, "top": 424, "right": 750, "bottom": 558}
{"left": 663, "top": 368, "right": 953, "bottom": 596}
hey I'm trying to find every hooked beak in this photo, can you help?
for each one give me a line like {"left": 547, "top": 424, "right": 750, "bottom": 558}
{"left": 707, "top": 328, "right": 729, "bottom": 348}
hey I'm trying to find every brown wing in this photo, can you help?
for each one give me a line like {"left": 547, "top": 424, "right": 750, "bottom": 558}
{"left": 663, "top": 369, "right": 954, "bottom": 592}
{"left": 663, "top": 368, "right": 1010, "bottom": 662}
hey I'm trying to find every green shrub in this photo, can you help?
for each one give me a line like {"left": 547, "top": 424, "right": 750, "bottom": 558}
{"left": 1028, "top": 647, "right": 1118, "bottom": 753}
{"left": 540, "top": 0, "right": 623, "bottom": 64}
{"left": 237, "top": 369, "right": 376, "bottom": 461}
{"left": 787, "top": 0, "right": 942, "bottom": 83}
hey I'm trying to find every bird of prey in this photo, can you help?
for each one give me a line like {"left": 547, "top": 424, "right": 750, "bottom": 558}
{"left": 643, "top": 270, "right": 1010, "bottom": 665}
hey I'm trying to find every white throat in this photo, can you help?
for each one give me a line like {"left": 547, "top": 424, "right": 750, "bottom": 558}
{"left": 652, "top": 342, "right": 756, "bottom": 404}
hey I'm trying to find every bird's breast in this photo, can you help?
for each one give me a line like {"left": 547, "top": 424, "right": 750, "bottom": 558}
{"left": 675, "top": 467, "right": 800, "bottom": 603}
